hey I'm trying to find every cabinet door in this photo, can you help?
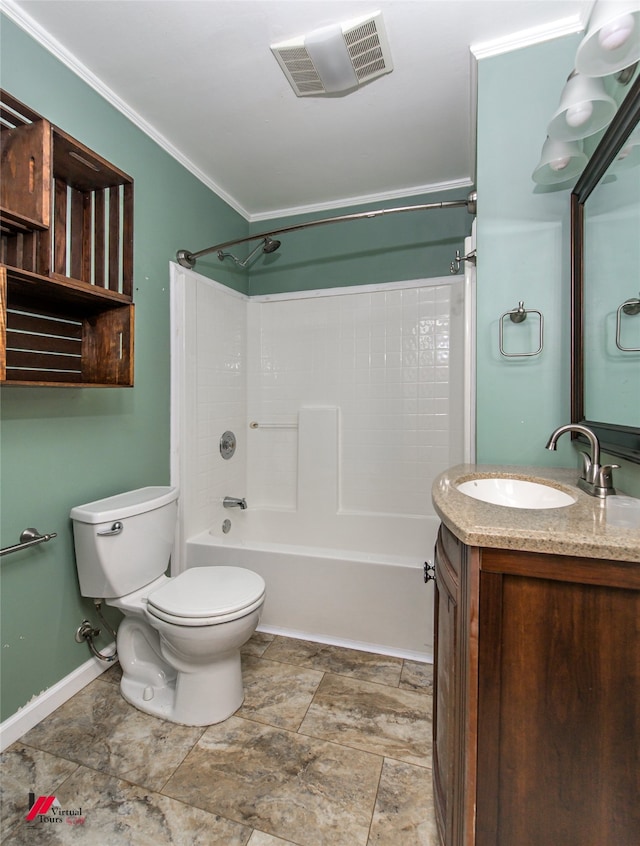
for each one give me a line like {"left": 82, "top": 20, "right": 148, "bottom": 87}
{"left": 477, "top": 555, "right": 640, "bottom": 846}
{"left": 432, "top": 527, "right": 461, "bottom": 846}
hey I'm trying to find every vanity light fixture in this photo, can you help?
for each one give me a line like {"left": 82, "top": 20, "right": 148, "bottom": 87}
{"left": 532, "top": 1, "right": 640, "bottom": 186}
{"left": 547, "top": 71, "right": 617, "bottom": 141}
{"left": 575, "top": 0, "right": 640, "bottom": 77}
{"left": 532, "top": 136, "right": 588, "bottom": 185}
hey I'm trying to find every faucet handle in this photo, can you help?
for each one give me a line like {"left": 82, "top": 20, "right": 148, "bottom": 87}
{"left": 579, "top": 451, "right": 593, "bottom": 479}
{"left": 596, "top": 464, "right": 620, "bottom": 493}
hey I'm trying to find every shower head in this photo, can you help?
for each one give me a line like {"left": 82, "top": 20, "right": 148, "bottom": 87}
{"left": 217, "top": 237, "right": 282, "bottom": 268}
{"left": 263, "top": 237, "right": 281, "bottom": 253}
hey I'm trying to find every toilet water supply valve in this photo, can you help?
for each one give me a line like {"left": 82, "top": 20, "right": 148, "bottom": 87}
{"left": 75, "top": 600, "right": 118, "bottom": 663}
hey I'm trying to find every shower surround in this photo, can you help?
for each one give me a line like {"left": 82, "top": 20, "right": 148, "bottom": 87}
{"left": 171, "top": 265, "right": 465, "bottom": 660}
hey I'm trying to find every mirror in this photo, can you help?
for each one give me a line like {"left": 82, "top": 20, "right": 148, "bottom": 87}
{"left": 571, "top": 75, "right": 640, "bottom": 463}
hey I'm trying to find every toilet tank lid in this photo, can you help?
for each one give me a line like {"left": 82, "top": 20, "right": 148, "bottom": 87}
{"left": 70, "top": 486, "right": 178, "bottom": 524}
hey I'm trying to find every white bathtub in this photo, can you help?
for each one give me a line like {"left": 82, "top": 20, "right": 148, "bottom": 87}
{"left": 186, "top": 510, "right": 438, "bottom": 662}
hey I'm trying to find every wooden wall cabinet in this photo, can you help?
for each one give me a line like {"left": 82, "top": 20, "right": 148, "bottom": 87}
{"left": 433, "top": 523, "right": 640, "bottom": 846}
{"left": 1, "top": 90, "right": 134, "bottom": 386}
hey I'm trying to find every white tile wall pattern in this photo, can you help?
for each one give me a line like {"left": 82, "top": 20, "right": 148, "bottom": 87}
{"left": 247, "top": 280, "right": 465, "bottom": 518}
{"left": 176, "top": 273, "right": 464, "bottom": 528}
{"left": 177, "top": 274, "right": 248, "bottom": 538}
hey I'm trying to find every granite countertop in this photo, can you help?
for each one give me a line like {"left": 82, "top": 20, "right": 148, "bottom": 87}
{"left": 432, "top": 464, "right": 640, "bottom": 563}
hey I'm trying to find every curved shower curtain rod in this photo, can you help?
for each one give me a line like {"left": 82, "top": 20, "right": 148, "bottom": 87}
{"left": 176, "top": 190, "right": 477, "bottom": 270}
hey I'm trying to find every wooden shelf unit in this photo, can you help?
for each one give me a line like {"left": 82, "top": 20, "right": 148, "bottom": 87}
{"left": 0, "top": 90, "right": 134, "bottom": 387}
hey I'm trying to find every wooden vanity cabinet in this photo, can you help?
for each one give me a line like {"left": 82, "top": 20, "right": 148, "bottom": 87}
{"left": 433, "top": 523, "right": 640, "bottom": 846}
{"left": 432, "top": 524, "right": 479, "bottom": 846}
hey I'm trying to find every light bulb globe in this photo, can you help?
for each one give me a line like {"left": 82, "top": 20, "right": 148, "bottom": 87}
{"left": 598, "top": 14, "right": 635, "bottom": 51}
{"left": 549, "top": 156, "right": 571, "bottom": 172}
{"left": 565, "top": 101, "right": 594, "bottom": 128}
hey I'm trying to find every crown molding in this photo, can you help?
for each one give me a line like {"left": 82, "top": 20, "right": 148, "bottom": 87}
{"left": 248, "top": 177, "right": 475, "bottom": 224}
{"left": 471, "top": 13, "right": 587, "bottom": 60}
{"left": 1, "top": 0, "right": 251, "bottom": 219}
{"left": 5, "top": 0, "right": 566, "bottom": 224}
{"left": 1, "top": 0, "right": 475, "bottom": 224}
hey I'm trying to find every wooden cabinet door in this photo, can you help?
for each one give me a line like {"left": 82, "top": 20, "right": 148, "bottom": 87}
{"left": 433, "top": 564, "right": 458, "bottom": 845}
{"left": 433, "top": 527, "right": 462, "bottom": 846}
{"left": 477, "top": 551, "right": 640, "bottom": 846}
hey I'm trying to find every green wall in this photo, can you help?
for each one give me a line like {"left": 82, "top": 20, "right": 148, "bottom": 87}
{"left": 0, "top": 16, "right": 472, "bottom": 722}
{"left": 476, "top": 35, "right": 640, "bottom": 497}
{"left": 0, "top": 15, "right": 248, "bottom": 721}
{"left": 247, "top": 190, "right": 473, "bottom": 296}
{"left": 2, "top": 17, "right": 638, "bottom": 725}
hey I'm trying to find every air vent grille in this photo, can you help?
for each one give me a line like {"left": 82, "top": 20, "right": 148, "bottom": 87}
{"left": 344, "top": 21, "right": 377, "bottom": 45}
{"left": 276, "top": 47, "right": 324, "bottom": 94}
{"left": 271, "top": 12, "right": 392, "bottom": 97}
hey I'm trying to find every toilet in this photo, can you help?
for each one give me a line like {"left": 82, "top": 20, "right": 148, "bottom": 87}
{"left": 70, "top": 486, "right": 265, "bottom": 726}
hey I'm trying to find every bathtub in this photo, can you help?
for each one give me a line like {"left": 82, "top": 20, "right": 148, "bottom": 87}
{"left": 186, "top": 510, "right": 438, "bottom": 662}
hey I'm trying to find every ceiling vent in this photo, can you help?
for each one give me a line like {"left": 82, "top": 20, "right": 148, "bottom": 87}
{"left": 271, "top": 11, "right": 393, "bottom": 97}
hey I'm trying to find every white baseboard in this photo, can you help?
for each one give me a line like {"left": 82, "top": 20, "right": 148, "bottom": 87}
{"left": 0, "top": 643, "right": 116, "bottom": 752}
{"left": 0, "top": 628, "right": 430, "bottom": 752}
{"left": 256, "top": 624, "right": 433, "bottom": 665}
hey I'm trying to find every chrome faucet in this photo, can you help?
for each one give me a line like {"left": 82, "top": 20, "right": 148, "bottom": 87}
{"left": 223, "top": 496, "right": 247, "bottom": 510}
{"left": 545, "top": 424, "right": 618, "bottom": 498}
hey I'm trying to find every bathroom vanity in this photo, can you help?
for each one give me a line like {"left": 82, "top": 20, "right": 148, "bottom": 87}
{"left": 431, "top": 465, "right": 640, "bottom": 846}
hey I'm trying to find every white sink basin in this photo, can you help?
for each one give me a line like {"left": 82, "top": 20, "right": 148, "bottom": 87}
{"left": 456, "top": 477, "right": 576, "bottom": 509}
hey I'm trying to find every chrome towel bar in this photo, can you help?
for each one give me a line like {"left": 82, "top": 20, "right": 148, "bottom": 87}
{"left": 0, "top": 528, "right": 58, "bottom": 557}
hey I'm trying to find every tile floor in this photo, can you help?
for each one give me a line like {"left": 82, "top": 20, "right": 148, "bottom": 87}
{"left": 0, "top": 633, "right": 437, "bottom": 845}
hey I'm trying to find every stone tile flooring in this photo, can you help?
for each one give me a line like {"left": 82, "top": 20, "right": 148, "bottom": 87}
{"left": 0, "top": 633, "right": 437, "bottom": 845}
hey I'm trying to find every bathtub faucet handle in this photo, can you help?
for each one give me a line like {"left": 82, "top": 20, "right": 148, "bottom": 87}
{"left": 223, "top": 496, "right": 247, "bottom": 510}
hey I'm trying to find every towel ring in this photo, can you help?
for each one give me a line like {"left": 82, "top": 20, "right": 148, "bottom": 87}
{"left": 499, "top": 301, "right": 544, "bottom": 357}
{"left": 615, "top": 297, "right": 640, "bottom": 352}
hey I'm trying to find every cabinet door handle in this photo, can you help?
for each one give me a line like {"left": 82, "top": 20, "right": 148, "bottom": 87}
{"left": 424, "top": 561, "right": 436, "bottom": 583}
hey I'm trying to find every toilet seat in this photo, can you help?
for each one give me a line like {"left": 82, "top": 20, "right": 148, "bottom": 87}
{"left": 146, "top": 566, "right": 265, "bottom": 626}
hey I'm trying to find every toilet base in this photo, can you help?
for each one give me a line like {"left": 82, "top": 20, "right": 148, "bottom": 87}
{"left": 120, "top": 654, "right": 244, "bottom": 726}
{"left": 116, "top": 616, "right": 250, "bottom": 726}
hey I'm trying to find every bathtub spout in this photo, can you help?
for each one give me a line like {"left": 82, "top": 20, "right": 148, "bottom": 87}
{"left": 223, "top": 496, "right": 247, "bottom": 510}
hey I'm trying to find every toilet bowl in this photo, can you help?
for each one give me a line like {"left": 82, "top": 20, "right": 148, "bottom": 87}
{"left": 70, "top": 487, "right": 265, "bottom": 726}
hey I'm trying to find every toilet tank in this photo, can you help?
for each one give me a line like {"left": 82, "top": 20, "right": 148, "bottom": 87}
{"left": 70, "top": 486, "right": 178, "bottom": 599}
